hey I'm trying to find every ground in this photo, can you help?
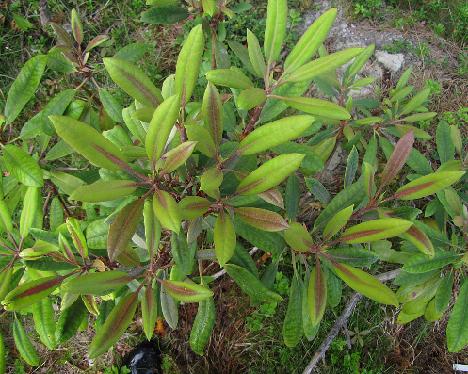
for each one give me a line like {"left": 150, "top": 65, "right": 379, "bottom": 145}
{"left": 0, "top": 0, "right": 467, "bottom": 373}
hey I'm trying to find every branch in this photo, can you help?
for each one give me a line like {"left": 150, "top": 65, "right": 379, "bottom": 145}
{"left": 302, "top": 269, "right": 400, "bottom": 374}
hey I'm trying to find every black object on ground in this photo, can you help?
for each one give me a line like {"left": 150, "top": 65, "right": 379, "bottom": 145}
{"left": 122, "top": 340, "right": 163, "bottom": 374}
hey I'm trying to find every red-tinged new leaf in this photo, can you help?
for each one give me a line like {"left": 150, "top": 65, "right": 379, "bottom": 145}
{"left": 107, "top": 198, "right": 144, "bottom": 261}
{"left": 380, "top": 131, "right": 414, "bottom": 189}
{"left": 3, "top": 276, "right": 65, "bottom": 311}
{"left": 71, "top": 9, "right": 83, "bottom": 45}
{"left": 153, "top": 190, "right": 181, "bottom": 233}
{"left": 400, "top": 225, "right": 434, "bottom": 257}
{"left": 85, "top": 35, "right": 109, "bottom": 52}
{"left": 339, "top": 218, "right": 413, "bottom": 244}
{"left": 62, "top": 271, "right": 132, "bottom": 295}
{"left": 179, "top": 196, "right": 211, "bottom": 220}
{"left": 258, "top": 188, "right": 284, "bottom": 209}
{"left": 141, "top": 284, "right": 158, "bottom": 340}
{"left": 89, "top": 293, "right": 138, "bottom": 358}
{"left": 308, "top": 262, "right": 327, "bottom": 325}
{"left": 202, "top": 83, "right": 223, "bottom": 149}
{"left": 331, "top": 262, "right": 398, "bottom": 306}
{"left": 160, "top": 141, "right": 197, "bottom": 173}
{"left": 234, "top": 207, "right": 289, "bottom": 232}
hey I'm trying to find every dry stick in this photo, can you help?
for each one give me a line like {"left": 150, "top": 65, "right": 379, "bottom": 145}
{"left": 302, "top": 269, "right": 400, "bottom": 374}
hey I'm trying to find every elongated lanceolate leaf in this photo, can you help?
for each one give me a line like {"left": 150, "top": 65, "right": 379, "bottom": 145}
{"left": 279, "top": 97, "right": 350, "bottom": 120}
{"left": 247, "top": 29, "right": 266, "bottom": 78}
{"left": 71, "top": 180, "right": 137, "bottom": 202}
{"left": 5, "top": 55, "right": 47, "bottom": 124}
{"left": 446, "top": 279, "right": 468, "bottom": 352}
{"left": 264, "top": 0, "right": 287, "bottom": 62}
{"left": 237, "top": 88, "right": 266, "bottom": 111}
{"left": 160, "top": 141, "right": 197, "bottom": 173}
{"left": 236, "top": 154, "right": 305, "bottom": 195}
{"left": 145, "top": 94, "right": 180, "bottom": 162}
{"left": 202, "top": 83, "right": 223, "bottom": 148}
{"left": 400, "top": 225, "right": 434, "bottom": 257}
{"left": 179, "top": 196, "right": 210, "bottom": 220}
{"left": 160, "top": 280, "right": 213, "bottom": 302}
{"left": 331, "top": 262, "right": 398, "bottom": 306}
{"left": 323, "top": 205, "right": 353, "bottom": 239}
{"left": 284, "top": 8, "right": 337, "bottom": 73}
{"left": 32, "top": 298, "right": 56, "bottom": 349}
{"left": 103, "top": 57, "right": 161, "bottom": 107}
{"left": 13, "top": 318, "right": 40, "bottom": 366}
{"left": 175, "top": 24, "right": 204, "bottom": 102}
{"left": 89, "top": 293, "right": 138, "bottom": 358}
{"left": 189, "top": 298, "right": 216, "bottom": 355}
{"left": 234, "top": 207, "right": 288, "bottom": 232}
{"left": 108, "top": 198, "right": 144, "bottom": 261}
{"left": 62, "top": 271, "right": 132, "bottom": 295}
{"left": 50, "top": 116, "right": 128, "bottom": 171}
{"left": 205, "top": 67, "right": 254, "bottom": 89}
{"left": 20, "top": 186, "right": 40, "bottom": 238}
{"left": 282, "top": 276, "right": 303, "bottom": 347}
{"left": 214, "top": 211, "right": 236, "bottom": 267}
{"left": 380, "top": 131, "right": 414, "bottom": 189}
{"left": 2, "top": 145, "right": 43, "bottom": 187}
{"left": 141, "top": 283, "right": 159, "bottom": 340}
{"left": 283, "top": 222, "right": 313, "bottom": 252}
{"left": 308, "top": 263, "right": 327, "bottom": 325}
{"left": 238, "top": 115, "right": 314, "bottom": 155}
{"left": 339, "top": 218, "right": 412, "bottom": 244}
{"left": 153, "top": 189, "right": 181, "bottom": 233}
{"left": 395, "top": 171, "right": 465, "bottom": 200}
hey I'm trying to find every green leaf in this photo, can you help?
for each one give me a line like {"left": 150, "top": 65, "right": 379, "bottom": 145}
{"left": 400, "top": 225, "right": 434, "bottom": 257}
{"left": 2, "top": 145, "right": 43, "bottom": 187}
{"left": 236, "top": 154, "right": 305, "bottom": 195}
{"left": 332, "top": 263, "right": 398, "bottom": 306}
{"left": 21, "top": 89, "right": 76, "bottom": 138}
{"left": 238, "top": 115, "right": 313, "bottom": 155}
{"left": 160, "top": 281, "right": 178, "bottom": 329}
{"left": 323, "top": 205, "right": 354, "bottom": 239}
{"left": 434, "top": 273, "right": 453, "bottom": 315}
{"left": 436, "top": 121, "right": 455, "bottom": 164}
{"left": 446, "top": 278, "right": 468, "bottom": 352}
{"left": 161, "top": 141, "right": 197, "bottom": 173}
{"left": 279, "top": 96, "right": 350, "bottom": 120}
{"left": 56, "top": 299, "right": 87, "bottom": 344}
{"left": 13, "top": 318, "right": 40, "bottom": 366}
{"left": 344, "top": 146, "right": 358, "bottom": 187}
{"left": 205, "top": 67, "right": 254, "bottom": 89}
{"left": 141, "top": 283, "right": 159, "bottom": 341}
{"left": 225, "top": 263, "right": 282, "bottom": 303}
{"left": 161, "top": 280, "right": 213, "bottom": 302}
{"left": 186, "top": 123, "right": 217, "bottom": 157}
{"left": 50, "top": 116, "right": 128, "bottom": 171}
{"left": 32, "top": 298, "right": 56, "bottom": 349}
{"left": 20, "top": 187, "right": 40, "bottom": 238}
{"left": 89, "top": 293, "right": 138, "bottom": 358}
{"left": 237, "top": 88, "right": 266, "bottom": 111}
{"left": 175, "top": 24, "right": 204, "bottom": 102}
{"left": 308, "top": 263, "right": 327, "bottom": 325}
{"left": 0, "top": 331, "right": 6, "bottom": 374}
{"left": 99, "top": 89, "right": 123, "bottom": 123}
{"left": 214, "top": 211, "right": 236, "bottom": 266}
{"left": 284, "top": 48, "right": 363, "bottom": 83}
{"left": 264, "top": 0, "right": 287, "bottom": 62}
{"left": 343, "top": 44, "right": 375, "bottom": 85}
{"left": 71, "top": 9, "right": 83, "bottom": 44}
{"left": 403, "top": 251, "right": 460, "bottom": 273}
{"left": 85, "top": 34, "right": 109, "bottom": 52}
{"left": 200, "top": 167, "right": 223, "bottom": 199}
{"left": 202, "top": 83, "right": 223, "bottom": 149}
{"left": 314, "top": 182, "right": 366, "bottom": 230}
{"left": 284, "top": 222, "right": 313, "bottom": 252}
{"left": 399, "top": 88, "right": 430, "bottom": 116}
{"left": 234, "top": 207, "right": 288, "bottom": 232}
{"left": 395, "top": 171, "right": 465, "bottom": 200}
{"left": 179, "top": 196, "right": 210, "bottom": 220}
{"left": 285, "top": 174, "right": 300, "bottom": 220}
{"left": 153, "top": 189, "right": 181, "bottom": 233}
{"left": 234, "top": 218, "right": 285, "bottom": 255}
{"left": 340, "top": 218, "right": 412, "bottom": 244}
{"left": 140, "top": 6, "right": 188, "bottom": 24}
{"left": 108, "top": 198, "right": 144, "bottom": 261}
{"left": 62, "top": 271, "right": 132, "bottom": 295}
{"left": 103, "top": 57, "right": 161, "bottom": 107}
{"left": 284, "top": 8, "right": 337, "bottom": 73}
{"left": 3, "top": 276, "right": 64, "bottom": 311}
{"left": 145, "top": 94, "right": 181, "bottom": 162}
{"left": 5, "top": 55, "right": 47, "bottom": 124}
{"left": 71, "top": 180, "right": 137, "bottom": 202}
{"left": 282, "top": 275, "right": 303, "bottom": 347}
{"left": 189, "top": 298, "right": 216, "bottom": 355}
{"left": 247, "top": 29, "right": 266, "bottom": 78}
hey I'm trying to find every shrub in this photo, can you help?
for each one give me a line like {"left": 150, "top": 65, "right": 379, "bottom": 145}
{"left": 0, "top": 0, "right": 466, "bottom": 368}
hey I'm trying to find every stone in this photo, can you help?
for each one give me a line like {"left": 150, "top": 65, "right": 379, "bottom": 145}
{"left": 375, "top": 51, "right": 405, "bottom": 73}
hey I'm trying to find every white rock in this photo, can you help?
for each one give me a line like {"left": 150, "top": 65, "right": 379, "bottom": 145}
{"left": 375, "top": 51, "right": 405, "bottom": 73}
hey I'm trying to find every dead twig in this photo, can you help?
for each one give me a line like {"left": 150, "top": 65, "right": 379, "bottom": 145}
{"left": 302, "top": 269, "right": 400, "bottom": 374}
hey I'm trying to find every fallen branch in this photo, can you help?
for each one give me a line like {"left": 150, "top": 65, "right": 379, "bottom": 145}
{"left": 302, "top": 269, "right": 400, "bottom": 374}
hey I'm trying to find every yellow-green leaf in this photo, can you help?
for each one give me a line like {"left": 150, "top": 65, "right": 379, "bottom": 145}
{"left": 160, "top": 141, "right": 197, "bottom": 173}
{"left": 264, "top": 0, "right": 287, "bottom": 62}
{"left": 202, "top": 83, "right": 223, "bottom": 148}
{"left": 71, "top": 180, "right": 137, "bottom": 202}
{"left": 161, "top": 280, "right": 213, "bottom": 302}
{"left": 323, "top": 205, "right": 354, "bottom": 239}
{"left": 340, "top": 218, "right": 412, "bottom": 244}
{"left": 153, "top": 189, "right": 181, "bottom": 233}
{"left": 237, "top": 88, "right": 266, "bottom": 111}
{"left": 62, "top": 271, "right": 132, "bottom": 295}
{"left": 278, "top": 96, "right": 350, "bottom": 120}
{"left": 284, "top": 222, "right": 313, "bottom": 252}
{"left": 214, "top": 211, "right": 236, "bottom": 267}
{"left": 205, "top": 67, "right": 254, "bottom": 89}
{"left": 234, "top": 207, "right": 288, "bottom": 232}
{"left": 247, "top": 29, "right": 266, "bottom": 78}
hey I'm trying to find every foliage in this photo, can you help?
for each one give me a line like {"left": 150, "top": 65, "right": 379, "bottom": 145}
{"left": 0, "top": 0, "right": 466, "bottom": 370}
